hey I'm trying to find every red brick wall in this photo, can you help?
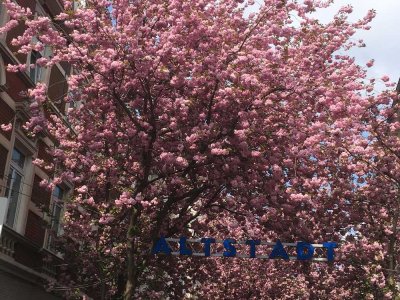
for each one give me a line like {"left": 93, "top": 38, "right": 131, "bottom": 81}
{"left": 24, "top": 210, "right": 46, "bottom": 247}
{"left": 5, "top": 0, "right": 37, "bottom": 62}
{"left": 0, "top": 97, "right": 14, "bottom": 140}
{"left": 5, "top": 22, "right": 28, "bottom": 63}
{"left": 5, "top": 71, "right": 29, "bottom": 101}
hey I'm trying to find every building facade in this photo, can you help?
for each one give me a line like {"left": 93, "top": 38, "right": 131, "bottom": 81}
{"left": 0, "top": 1, "right": 72, "bottom": 299}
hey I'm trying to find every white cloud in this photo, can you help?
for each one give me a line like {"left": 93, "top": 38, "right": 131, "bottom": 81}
{"left": 312, "top": 0, "right": 400, "bottom": 85}
{"left": 245, "top": 1, "right": 400, "bottom": 87}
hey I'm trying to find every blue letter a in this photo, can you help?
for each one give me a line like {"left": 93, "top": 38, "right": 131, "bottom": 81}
{"left": 269, "top": 240, "right": 289, "bottom": 260}
{"left": 152, "top": 237, "right": 172, "bottom": 255}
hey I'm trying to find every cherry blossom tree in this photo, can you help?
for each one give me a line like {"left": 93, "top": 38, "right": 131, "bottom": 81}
{"left": 2, "top": 0, "right": 397, "bottom": 299}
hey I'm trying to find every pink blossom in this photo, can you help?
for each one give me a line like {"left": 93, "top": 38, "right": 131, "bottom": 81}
{"left": 210, "top": 148, "right": 229, "bottom": 155}
{"left": 0, "top": 0, "right": 394, "bottom": 297}
{"left": 77, "top": 185, "right": 88, "bottom": 193}
{"left": 0, "top": 123, "right": 12, "bottom": 132}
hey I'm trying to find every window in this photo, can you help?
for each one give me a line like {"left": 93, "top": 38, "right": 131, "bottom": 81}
{"left": 66, "top": 88, "right": 82, "bottom": 112}
{"left": 5, "top": 148, "right": 25, "bottom": 228}
{"left": 47, "top": 185, "right": 64, "bottom": 250}
{"left": 11, "top": 147, "right": 25, "bottom": 168}
{"left": 48, "top": 65, "right": 68, "bottom": 112}
{"left": 74, "top": 0, "right": 87, "bottom": 10}
{"left": 29, "top": 50, "right": 43, "bottom": 84}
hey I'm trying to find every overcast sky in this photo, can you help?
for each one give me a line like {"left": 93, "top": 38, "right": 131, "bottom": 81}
{"left": 313, "top": 0, "right": 400, "bottom": 85}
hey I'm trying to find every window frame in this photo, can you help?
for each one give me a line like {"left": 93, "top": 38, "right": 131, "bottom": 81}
{"left": 4, "top": 148, "right": 26, "bottom": 228}
{"left": 46, "top": 184, "right": 67, "bottom": 251}
{"left": 26, "top": 3, "right": 50, "bottom": 84}
{"left": 28, "top": 50, "right": 43, "bottom": 84}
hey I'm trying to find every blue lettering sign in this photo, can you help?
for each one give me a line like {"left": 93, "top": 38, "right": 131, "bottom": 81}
{"left": 296, "top": 242, "right": 315, "bottom": 260}
{"left": 152, "top": 237, "right": 172, "bottom": 255}
{"left": 223, "top": 239, "right": 237, "bottom": 257}
{"left": 246, "top": 240, "right": 261, "bottom": 258}
{"left": 179, "top": 237, "right": 192, "bottom": 256}
{"left": 152, "top": 237, "right": 338, "bottom": 262}
{"left": 269, "top": 240, "right": 289, "bottom": 260}
{"left": 201, "top": 238, "right": 216, "bottom": 257}
{"left": 323, "top": 242, "right": 338, "bottom": 262}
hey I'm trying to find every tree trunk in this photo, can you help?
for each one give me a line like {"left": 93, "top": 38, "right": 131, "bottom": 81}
{"left": 124, "top": 258, "right": 140, "bottom": 300}
{"left": 124, "top": 207, "right": 141, "bottom": 300}
{"left": 388, "top": 211, "right": 399, "bottom": 292}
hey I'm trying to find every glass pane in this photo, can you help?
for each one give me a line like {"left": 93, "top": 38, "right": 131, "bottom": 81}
{"left": 29, "top": 51, "right": 42, "bottom": 83}
{"left": 30, "top": 67, "right": 41, "bottom": 83}
{"left": 48, "top": 201, "right": 63, "bottom": 251}
{"left": 5, "top": 168, "right": 22, "bottom": 227}
{"left": 48, "top": 185, "right": 64, "bottom": 250}
{"left": 52, "top": 204, "right": 62, "bottom": 232}
{"left": 31, "top": 51, "right": 38, "bottom": 64}
{"left": 12, "top": 148, "right": 25, "bottom": 169}
{"left": 29, "top": 67, "right": 36, "bottom": 82}
{"left": 53, "top": 186, "right": 64, "bottom": 200}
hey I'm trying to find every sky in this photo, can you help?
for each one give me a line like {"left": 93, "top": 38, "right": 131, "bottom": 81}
{"left": 312, "top": 0, "right": 400, "bottom": 85}
{"left": 247, "top": 0, "right": 400, "bottom": 88}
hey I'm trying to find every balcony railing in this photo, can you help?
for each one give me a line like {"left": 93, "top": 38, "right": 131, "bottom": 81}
{"left": 0, "top": 197, "right": 61, "bottom": 278}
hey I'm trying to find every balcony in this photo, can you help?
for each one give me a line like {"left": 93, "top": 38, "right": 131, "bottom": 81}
{"left": 0, "top": 197, "right": 61, "bottom": 278}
